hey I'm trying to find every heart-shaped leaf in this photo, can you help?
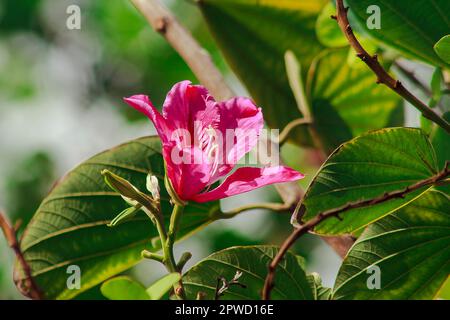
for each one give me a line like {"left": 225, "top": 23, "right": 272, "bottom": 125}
{"left": 316, "top": 2, "right": 347, "bottom": 48}
{"left": 346, "top": 0, "right": 450, "bottom": 68}
{"left": 333, "top": 191, "right": 450, "bottom": 299}
{"left": 198, "top": 0, "right": 328, "bottom": 146}
{"left": 301, "top": 128, "right": 439, "bottom": 235}
{"left": 14, "top": 136, "right": 220, "bottom": 299}
{"left": 183, "top": 246, "right": 313, "bottom": 300}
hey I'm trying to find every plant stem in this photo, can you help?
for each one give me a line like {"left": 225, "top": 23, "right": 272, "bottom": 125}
{"left": 279, "top": 118, "right": 311, "bottom": 145}
{"left": 165, "top": 204, "right": 184, "bottom": 271}
{"left": 0, "top": 212, "right": 42, "bottom": 299}
{"left": 334, "top": 0, "right": 450, "bottom": 134}
{"left": 143, "top": 202, "right": 185, "bottom": 299}
{"left": 162, "top": 204, "right": 186, "bottom": 299}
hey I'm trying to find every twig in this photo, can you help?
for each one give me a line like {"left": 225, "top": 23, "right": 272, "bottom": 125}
{"left": 334, "top": 0, "right": 450, "bottom": 134}
{"left": 214, "top": 271, "right": 246, "bottom": 300}
{"left": 279, "top": 118, "right": 312, "bottom": 145}
{"left": 130, "top": 0, "right": 233, "bottom": 102}
{"left": 0, "top": 211, "right": 42, "bottom": 299}
{"left": 129, "top": 0, "right": 353, "bottom": 257}
{"left": 262, "top": 163, "right": 449, "bottom": 300}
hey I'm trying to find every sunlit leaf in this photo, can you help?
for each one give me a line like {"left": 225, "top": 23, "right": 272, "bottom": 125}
{"left": 199, "top": 0, "right": 328, "bottom": 146}
{"left": 333, "top": 191, "right": 450, "bottom": 299}
{"left": 302, "top": 128, "right": 439, "bottom": 235}
{"left": 14, "top": 136, "right": 220, "bottom": 299}
{"left": 346, "top": 0, "right": 450, "bottom": 68}
{"left": 183, "top": 246, "right": 313, "bottom": 300}
{"left": 101, "top": 276, "right": 149, "bottom": 300}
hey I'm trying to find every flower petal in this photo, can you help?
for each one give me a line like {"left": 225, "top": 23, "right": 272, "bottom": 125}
{"left": 164, "top": 144, "right": 214, "bottom": 200}
{"left": 123, "top": 95, "right": 171, "bottom": 144}
{"left": 216, "top": 97, "right": 263, "bottom": 168}
{"left": 191, "top": 166, "right": 304, "bottom": 203}
{"left": 162, "top": 80, "right": 218, "bottom": 132}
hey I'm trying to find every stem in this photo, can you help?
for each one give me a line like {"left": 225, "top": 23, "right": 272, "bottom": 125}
{"left": 163, "top": 204, "right": 186, "bottom": 299}
{"left": 262, "top": 163, "right": 450, "bottom": 300}
{"left": 334, "top": 0, "right": 450, "bottom": 134}
{"left": 165, "top": 204, "right": 184, "bottom": 271}
{"left": 0, "top": 211, "right": 42, "bottom": 299}
{"left": 143, "top": 202, "right": 185, "bottom": 299}
{"left": 279, "top": 118, "right": 311, "bottom": 145}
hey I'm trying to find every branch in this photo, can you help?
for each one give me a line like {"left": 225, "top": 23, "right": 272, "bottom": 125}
{"left": 0, "top": 211, "right": 42, "bottom": 299}
{"left": 214, "top": 271, "right": 246, "bottom": 300}
{"left": 129, "top": 0, "right": 353, "bottom": 257}
{"left": 334, "top": 0, "right": 450, "bottom": 134}
{"left": 130, "top": 0, "right": 233, "bottom": 102}
{"left": 262, "top": 163, "right": 450, "bottom": 300}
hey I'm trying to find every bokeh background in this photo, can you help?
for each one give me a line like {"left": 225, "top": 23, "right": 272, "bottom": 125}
{"left": 2, "top": 0, "right": 438, "bottom": 299}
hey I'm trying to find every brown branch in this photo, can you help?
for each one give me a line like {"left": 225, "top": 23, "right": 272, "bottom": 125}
{"left": 130, "top": 0, "right": 233, "bottom": 102}
{"left": 0, "top": 211, "right": 42, "bottom": 299}
{"left": 262, "top": 162, "right": 450, "bottom": 300}
{"left": 129, "top": 0, "right": 354, "bottom": 258}
{"left": 334, "top": 0, "right": 450, "bottom": 134}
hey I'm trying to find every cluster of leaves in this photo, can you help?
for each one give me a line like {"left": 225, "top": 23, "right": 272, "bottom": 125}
{"left": 10, "top": 0, "right": 450, "bottom": 300}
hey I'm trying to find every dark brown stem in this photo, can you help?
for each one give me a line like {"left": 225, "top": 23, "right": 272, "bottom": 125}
{"left": 262, "top": 163, "right": 449, "bottom": 300}
{"left": 335, "top": 0, "right": 450, "bottom": 134}
{"left": 129, "top": 0, "right": 354, "bottom": 257}
{"left": 0, "top": 211, "right": 42, "bottom": 299}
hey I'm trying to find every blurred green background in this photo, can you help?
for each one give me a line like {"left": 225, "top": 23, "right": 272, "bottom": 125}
{"left": 0, "top": 0, "right": 342, "bottom": 299}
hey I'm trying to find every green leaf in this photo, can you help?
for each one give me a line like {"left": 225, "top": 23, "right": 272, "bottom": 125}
{"left": 101, "top": 276, "right": 149, "bottom": 300}
{"left": 333, "top": 191, "right": 450, "bottom": 300}
{"left": 146, "top": 272, "right": 181, "bottom": 300}
{"left": 198, "top": 0, "right": 328, "bottom": 146}
{"left": 307, "top": 49, "right": 403, "bottom": 153}
{"left": 434, "top": 35, "right": 450, "bottom": 64}
{"left": 316, "top": 2, "right": 347, "bottom": 48}
{"left": 183, "top": 246, "right": 313, "bottom": 300}
{"left": 437, "top": 277, "right": 450, "bottom": 300}
{"left": 346, "top": 0, "right": 450, "bottom": 68}
{"left": 301, "top": 128, "right": 439, "bottom": 235}
{"left": 14, "top": 136, "right": 220, "bottom": 299}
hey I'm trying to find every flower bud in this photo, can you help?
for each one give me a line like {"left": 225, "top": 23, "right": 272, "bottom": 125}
{"left": 146, "top": 174, "right": 160, "bottom": 201}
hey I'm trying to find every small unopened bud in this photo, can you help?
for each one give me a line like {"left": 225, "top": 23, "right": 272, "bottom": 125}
{"left": 101, "top": 169, "right": 140, "bottom": 200}
{"left": 101, "top": 169, "right": 158, "bottom": 214}
{"left": 146, "top": 174, "right": 160, "bottom": 200}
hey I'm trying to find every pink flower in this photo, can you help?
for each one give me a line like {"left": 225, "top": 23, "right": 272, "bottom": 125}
{"left": 124, "top": 81, "right": 304, "bottom": 203}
